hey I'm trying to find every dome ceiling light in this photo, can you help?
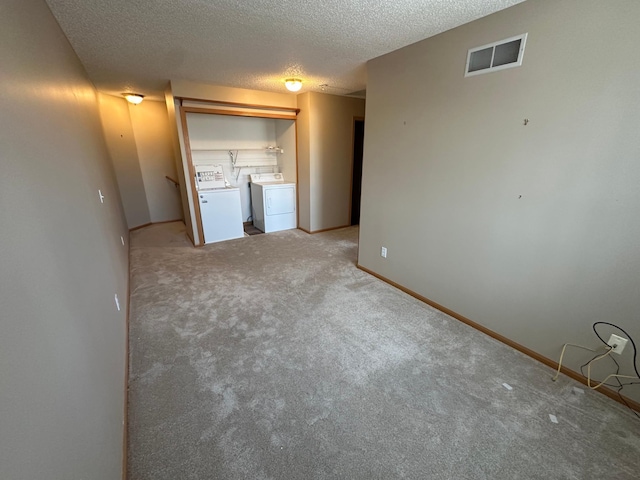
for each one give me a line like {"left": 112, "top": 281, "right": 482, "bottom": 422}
{"left": 284, "top": 78, "right": 302, "bottom": 92}
{"left": 122, "top": 93, "right": 144, "bottom": 104}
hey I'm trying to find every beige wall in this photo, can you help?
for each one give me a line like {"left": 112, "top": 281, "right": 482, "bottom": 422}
{"left": 298, "top": 92, "right": 365, "bottom": 232}
{"left": 311, "top": 93, "right": 365, "bottom": 231}
{"left": 296, "top": 92, "right": 312, "bottom": 230}
{"left": 99, "top": 95, "right": 182, "bottom": 229}
{"left": 128, "top": 100, "right": 183, "bottom": 223}
{"left": 165, "top": 89, "right": 194, "bottom": 241}
{"left": 99, "top": 93, "right": 151, "bottom": 228}
{"left": 171, "top": 79, "right": 297, "bottom": 108}
{"left": 276, "top": 120, "right": 298, "bottom": 186}
{"left": 0, "top": 0, "right": 129, "bottom": 478}
{"left": 360, "top": 0, "right": 640, "bottom": 401}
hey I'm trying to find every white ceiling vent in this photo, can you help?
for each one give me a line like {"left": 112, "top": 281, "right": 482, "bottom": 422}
{"left": 465, "top": 33, "right": 527, "bottom": 77}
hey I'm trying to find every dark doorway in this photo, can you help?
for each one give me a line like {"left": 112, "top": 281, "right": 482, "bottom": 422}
{"left": 351, "top": 119, "right": 365, "bottom": 225}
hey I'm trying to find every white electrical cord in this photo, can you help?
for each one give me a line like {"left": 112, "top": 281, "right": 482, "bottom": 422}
{"left": 553, "top": 343, "right": 596, "bottom": 382}
{"left": 553, "top": 343, "right": 637, "bottom": 389}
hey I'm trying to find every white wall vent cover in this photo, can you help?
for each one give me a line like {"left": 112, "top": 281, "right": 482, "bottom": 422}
{"left": 465, "top": 33, "right": 527, "bottom": 77}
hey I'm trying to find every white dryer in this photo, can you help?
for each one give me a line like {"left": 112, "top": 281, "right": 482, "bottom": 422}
{"left": 250, "top": 173, "right": 297, "bottom": 233}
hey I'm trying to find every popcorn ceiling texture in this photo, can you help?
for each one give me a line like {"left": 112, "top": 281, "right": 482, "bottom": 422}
{"left": 127, "top": 222, "right": 640, "bottom": 480}
{"left": 44, "top": 0, "right": 524, "bottom": 99}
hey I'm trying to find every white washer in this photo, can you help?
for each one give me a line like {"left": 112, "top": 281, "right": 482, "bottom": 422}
{"left": 198, "top": 187, "right": 244, "bottom": 244}
{"left": 250, "top": 173, "right": 297, "bottom": 233}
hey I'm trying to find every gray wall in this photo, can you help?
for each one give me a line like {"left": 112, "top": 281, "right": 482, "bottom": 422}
{"left": 99, "top": 94, "right": 183, "bottom": 229}
{"left": 99, "top": 92, "right": 152, "bottom": 228}
{"left": 359, "top": 0, "right": 640, "bottom": 401}
{"left": 0, "top": 0, "right": 129, "bottom": 478}
{"left": 296, "top": 92, "right": 312, "bottom": 231}
{"left": 297, "top": 92, "right": 366, "bottom": 232}
{"left": 165, "top": 90, "right": 194, "bottom": 241}
{"left": 128, "top": 99, "right": 183, "bottom": 223}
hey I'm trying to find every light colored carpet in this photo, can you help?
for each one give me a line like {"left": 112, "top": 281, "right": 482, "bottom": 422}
{"left": 128, "top": 222, "right": 640, "bottom": 480}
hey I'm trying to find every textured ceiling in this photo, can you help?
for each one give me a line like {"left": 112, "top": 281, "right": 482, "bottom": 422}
{"left": 45, "top": 0, "right": 525, "bottom": 100}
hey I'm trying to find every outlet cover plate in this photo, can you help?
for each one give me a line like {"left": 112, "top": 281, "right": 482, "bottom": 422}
{"left": 607, "top": 334, "right": 627, "bottom": 354}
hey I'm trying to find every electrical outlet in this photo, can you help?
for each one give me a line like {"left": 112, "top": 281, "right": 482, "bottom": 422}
{"left": 607, "top": 334, "right": 628, "bottom": 355}
{"left": 381, "top": 246, "right": 387, "bottom": 258}
{"left": 120, "top": 236, "right": 125, "bottom": 246}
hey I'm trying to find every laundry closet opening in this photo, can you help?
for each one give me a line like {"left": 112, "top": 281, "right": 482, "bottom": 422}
{"left": 179, "top": 101, "right": 298, "bottom": 246}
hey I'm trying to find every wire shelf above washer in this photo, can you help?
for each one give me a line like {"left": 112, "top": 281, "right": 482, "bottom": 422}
{"left": 190, "top": 147, "right": 283, "bottom": 154}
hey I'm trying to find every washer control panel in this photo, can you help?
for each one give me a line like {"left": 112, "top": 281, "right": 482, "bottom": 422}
{"left": 195, "top": 164, "right": 225, "bottom": 190}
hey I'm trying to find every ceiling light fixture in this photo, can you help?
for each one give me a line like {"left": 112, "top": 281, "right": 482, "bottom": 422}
{"left": 284, "top": 78, "right": 302, "bottom": 92}
{"left": 122, "top": 93, "right": 144, "bottom": 105}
